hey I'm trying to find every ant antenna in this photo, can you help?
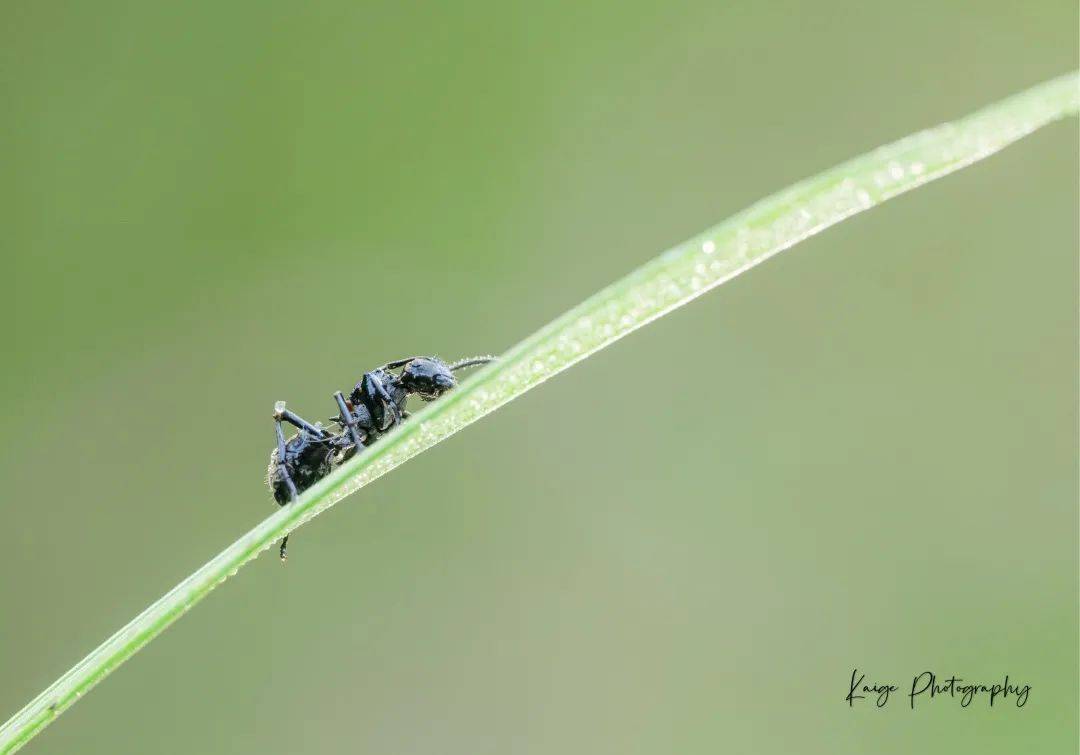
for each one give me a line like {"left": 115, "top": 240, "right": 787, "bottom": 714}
{"left": 449, "top": 355, "right": 496, "bottom": 371}
{"left": 382, "top": 356, "right": 421, "bottom": 370}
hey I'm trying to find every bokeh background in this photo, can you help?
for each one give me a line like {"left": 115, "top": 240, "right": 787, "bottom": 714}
{"left": 2, "top": 1, "right": 1076, "bottom": 753}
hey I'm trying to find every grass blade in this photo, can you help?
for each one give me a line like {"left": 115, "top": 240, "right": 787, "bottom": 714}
{"left": 2, "top": 71, "right": 1076, "bottom": 754}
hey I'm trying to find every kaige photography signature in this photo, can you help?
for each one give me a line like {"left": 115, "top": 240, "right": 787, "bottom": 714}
{"left": 846, "top": 668, "right": 1030, "bottom": 708}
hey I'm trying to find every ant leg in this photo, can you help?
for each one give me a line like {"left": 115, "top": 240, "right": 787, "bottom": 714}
{"left": 276, "top": 402, "right": 328, "bottom": 438}
{"left": 370, "top": 373, "right": 401, "bottom": 424}
{"left": 272, "top": 403, "right": 301, "bottom": 563}
{"left": 278, "top": 535, "right": 290, "bottom": 563}
{"left": 333, "top": 391, "right": 367, "bottom": 448}
{"left": 273, "top": 412, "right": 300, "bottom": 503}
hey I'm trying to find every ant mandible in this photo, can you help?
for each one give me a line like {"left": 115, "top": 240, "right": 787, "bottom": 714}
{"left": 267, "top": 355, "right": 494, "bottom": 562}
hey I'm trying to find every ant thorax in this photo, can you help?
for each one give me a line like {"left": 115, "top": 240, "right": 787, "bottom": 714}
{"left": 346, "top": 402, "right": 375, "bottom": 431}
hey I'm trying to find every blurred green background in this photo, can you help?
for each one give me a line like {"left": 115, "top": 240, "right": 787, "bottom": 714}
{"left": 2, "top": 1, "right": 1076, "bottom": 753}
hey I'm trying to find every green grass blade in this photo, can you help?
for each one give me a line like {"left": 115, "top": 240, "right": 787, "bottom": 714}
{"left": 2, "top": 71, "right": 1076, "bottom": 754}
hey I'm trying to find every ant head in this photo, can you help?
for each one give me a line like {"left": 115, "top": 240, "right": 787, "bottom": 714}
{"left": 399, "top": 357, "right": 456, "bottom": 401}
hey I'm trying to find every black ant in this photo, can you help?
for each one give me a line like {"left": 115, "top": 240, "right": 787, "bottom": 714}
{"left": 267, "top": 355, "right": 494, "bottom": 562}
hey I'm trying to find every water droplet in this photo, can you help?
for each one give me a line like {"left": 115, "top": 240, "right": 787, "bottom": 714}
{"left": 702, "top": 240, "right": 716, "bottom": 255}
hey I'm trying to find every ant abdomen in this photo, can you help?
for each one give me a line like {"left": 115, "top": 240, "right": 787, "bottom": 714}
{"left": 268, "top": 432, "right": 335, "bottom": 505}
